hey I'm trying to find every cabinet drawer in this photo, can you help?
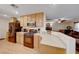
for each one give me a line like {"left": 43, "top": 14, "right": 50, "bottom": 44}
{"left": 24, "top": 37, "right": 33, "bottom": 44}
{"left": 24, "top": 34, "right": 34, "bottom": 48}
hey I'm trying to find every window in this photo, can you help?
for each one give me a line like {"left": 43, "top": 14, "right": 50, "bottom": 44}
{"left": 74, "top": 22, "right": 79, "bottom": 32}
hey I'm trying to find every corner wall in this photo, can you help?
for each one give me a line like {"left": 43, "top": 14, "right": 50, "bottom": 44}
{"left": 0, "top": 19, "right": 10, "bottom": 39}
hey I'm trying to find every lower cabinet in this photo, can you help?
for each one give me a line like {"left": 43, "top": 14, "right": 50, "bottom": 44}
{"left": 16, "top": 32, "right": 34, "bottom": 48}
{"left": 24, "top": 33, "right": 34, "bottom": 48}
{"left": 8, "top": 36, "right": 16, "bottom": 43}
{"left": 8, "top": 33, "right": 16, "bottom": 43}
{"left": 16, "top": 32, "right": 24, "bottom": 44}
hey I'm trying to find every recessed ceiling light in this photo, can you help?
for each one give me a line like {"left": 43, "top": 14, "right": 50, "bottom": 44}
{"left": 48, "top": 4, "right": 57, "bottom": 8}
{"left": 3, "top": 14, "right": 8, "bottom": 17}
{"left": 16, "top": 11, "right": 19, "bottom": 14}
{"left": 17, "top": 18, "right": 20, "bottom": 21}
{"left": 53, "top": 4, "right": 56, "bottom": 5}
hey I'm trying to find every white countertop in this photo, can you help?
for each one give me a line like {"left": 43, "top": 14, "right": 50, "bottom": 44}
{"left": 40, "top": 33, "right": 66, "bottom": 49}
{"left": 52, "top": 32, "right": 76, "bottom": 54}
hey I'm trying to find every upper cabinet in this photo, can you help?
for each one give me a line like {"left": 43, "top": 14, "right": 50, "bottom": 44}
{"left": 20, "top": 16, "right": 24, "bottom": 26}
{"left": 36, "top": 13, "right": 44, "bottom": 27}
{"left": 20, "top": 12, "right": 45, "bottom": 27}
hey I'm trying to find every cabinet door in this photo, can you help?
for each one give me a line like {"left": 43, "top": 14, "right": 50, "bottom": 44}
{"left": 27, "top": 14, "right": 36, "bottom": 27}
{"left": 23, "top": 16, "right": 28, "bottom": 27}
{"left": 20, "top": 16, "right": 24, "bottom": 26}
{"left": 27, "top": 15, "right": 32, "bottom": 23}
{"left": 32, "top": 14, "right": 36, "bottom": 22}
{"left": 20, "top": 12, "right": 44, "bottom": 27}
{"left": 36, "top": 13, "right": 44, "bottom": 27}
{"left": 16, "top": 32, "right": 24, "bottom": 44}
{"left": 24, "top": 37, "right": 33, "bottom": 44}
{"left": 24, "top": 35, "right": 34, "bottom": 48}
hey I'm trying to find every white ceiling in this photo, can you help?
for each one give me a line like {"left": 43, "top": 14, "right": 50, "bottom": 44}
{"left": 0, "top": 4, "right": 79, "bottom": 21}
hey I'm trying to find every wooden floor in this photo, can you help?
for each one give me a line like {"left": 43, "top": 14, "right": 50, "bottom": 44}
{"left": 0, "top": 40, "right": 42, "bottom": 54}
{"left": 0, "top": 39, "right": 74, "bottom": 54}
{"left": 76, "top": 51, "right": 79, "bottom": 54}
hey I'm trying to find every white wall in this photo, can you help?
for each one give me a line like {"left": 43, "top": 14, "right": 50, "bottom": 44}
{"left": 0, "top": 19, "right": 10, "bottom": 39}
{"left": 46, "top": 19, "right": 75, "bottom": 31}
{"left": 52, "top": 21, "right": 74, "bottom": 31}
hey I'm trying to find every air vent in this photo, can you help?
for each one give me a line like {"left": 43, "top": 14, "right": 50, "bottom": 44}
{"left": 10, "top": 4, "right": 18, "bottom": 8}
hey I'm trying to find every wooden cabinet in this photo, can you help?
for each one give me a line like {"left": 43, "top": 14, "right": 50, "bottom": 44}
{"left": 16, "top": 32, "right": 25, "bottom": 44}
{"left": 24, "top": 16, "right": 28, "bottom": 27}
{"left": 16, "top": 32, "right": 34, "bottom": 48}
{"left": 20, "top": 12, "right": 44, "bottom": 27}
{"left": 36, "top": 13, "right": 43, "bottom": 27}
{"left": 31, "top": 14, "right": 36, "bottom": 23}
{"left": 8, "top": 32, "right": 16, "bottom": 43}
{"left": 8, "top": 17, "right": 21, "bottom": 43}
{"left": 20, "top": 16, "right": 24, "bottom": 26}
{"left": 24, "top": 33, "right": 34, "bottom": 48}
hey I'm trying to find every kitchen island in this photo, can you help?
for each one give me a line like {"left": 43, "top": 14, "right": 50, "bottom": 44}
{"left": 34, "top": 31, "right": 75, "bottom": 54}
